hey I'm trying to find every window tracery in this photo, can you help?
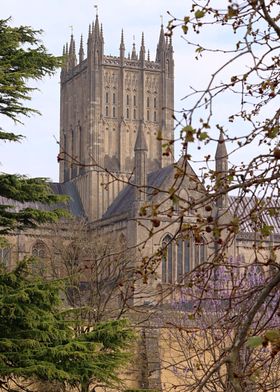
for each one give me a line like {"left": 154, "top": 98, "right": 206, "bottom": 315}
{"left": 161, "top": 234, "right": 206, "bottom": 283}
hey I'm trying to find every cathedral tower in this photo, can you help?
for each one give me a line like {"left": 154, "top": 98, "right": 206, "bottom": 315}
{"left": 60, "top": 15, "right": 174, "bottom": 221}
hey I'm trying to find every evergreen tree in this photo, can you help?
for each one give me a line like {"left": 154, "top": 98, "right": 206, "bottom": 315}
{"left": 0, "top": 261, "right": 134, "bottom": 391}
{"left": 0, "top": 19, "right": 135, "bottom": 391}
{"left": 0, "top": 18, "right": 66, "bottom": 233}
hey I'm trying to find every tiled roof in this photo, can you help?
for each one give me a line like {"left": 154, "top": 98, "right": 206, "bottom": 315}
{"left": 228, "top": 195, "right": 280, "bottom": 235}
{"left": 103, "top": 165, "right": 174, "bottom": 219}
{"left": 0, "top": 181, "right": 85, "bottom": 218}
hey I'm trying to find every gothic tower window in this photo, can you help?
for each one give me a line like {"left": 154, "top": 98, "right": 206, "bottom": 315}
{"left": 147, "top": 97, "right": 150, "bottom": 108}
{"left": 105, "top": 92, "right": 109, "bottom": 104}
{"left": 154, "top": 97, "right": 157, "bottom": 108}
{"left": 133, "top": 109, "right": 136, "bottom": 120}
{"left": 0, "top": 247, "right": 11, "bottom": 268}
{"left": 154, "top": 111, "right": 157, "bottom": 122}
{"left": 126, "top": 94, "right": 129, "bottom": 105}
{"left": 113, "top": 107, "right": 116, "bottom": 118}
{"left": 126, "top": 108, "right": 129, "bottom": 119}
{"left": 113, "top": 93, "right": 116, "bottom": 104}
{"left": 147, "top": 110, "right": 150, "bottom": 121}
{"left": 105, "top": 106, "right": 109, "bottom": 117}
{"left": 32, "top": 241, "right": 48, "bottom": 275}
{"left": 133, "top": 95, "right": 136, "bottom": 106}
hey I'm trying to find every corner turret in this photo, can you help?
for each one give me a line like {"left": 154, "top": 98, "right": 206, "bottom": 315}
{"left": 134, "top": 122, "right": 148, "bottom": 204}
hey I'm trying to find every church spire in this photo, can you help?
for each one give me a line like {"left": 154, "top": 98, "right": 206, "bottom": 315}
{"left": 94, "top": 13, "right": 100, "bottom": 38}
{"left": 131, "top": 41, "right": 137, "bottom": 60}
{"left": 215, "top": 130, "right": 229, "bottom": 209}
{"left": 120, "top": 29, "right": 125, "bottom": 58}
{"left": 68, "top": 34, "right": 77, "bottom": 68}
{"left": 139, "top": 32, "right": 145, "bottom": 61}
{"left": 156, "top": 24, "right": 166, "bottom": 61}
{"left": 79, "top": 35, "right": 84, "bottom": 63}
{"left": 215, "top": 130, "right": 228, "bottom": 163}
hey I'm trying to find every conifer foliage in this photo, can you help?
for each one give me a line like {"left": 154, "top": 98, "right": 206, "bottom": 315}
{"left": 0, "top": 18, "right": 135, "bottom": 391}
{"left": 0, "top": 261, "right": 134, "bottom": 391}
{"left": 0, "top": 18, "right": 66, "bottom": 234}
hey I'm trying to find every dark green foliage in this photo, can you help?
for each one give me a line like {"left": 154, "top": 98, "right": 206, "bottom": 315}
{"left": 0, "top": 175, "right": 69, "bottom": 234}
{"left": 0, "top": 19, "right": 135, "bottom": 391}
{"left": 0, "top": 261, "right": 134, "bottom": 390}
{"left": 0, "top": 18, "right": 61, "bottom": 132}
{"left": 0, "top": 18, "right": 66, "bottom": 234}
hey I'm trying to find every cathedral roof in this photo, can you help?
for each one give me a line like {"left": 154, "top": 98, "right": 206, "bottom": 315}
{"left": 102, "top": 164, "right": 174, "bottom": 219}
{"left": 228, "top": 195, "right": 280, "bottom": 235}
{"left": 50, "top": 182, "right": 85, "bottom": 217}
{"left": 0, "top": 181, "right": 85, "bottom": 219}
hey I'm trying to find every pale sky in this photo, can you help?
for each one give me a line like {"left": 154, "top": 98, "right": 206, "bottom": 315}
{"left": 0, "top": 0, "right": 250, "bottom": 182}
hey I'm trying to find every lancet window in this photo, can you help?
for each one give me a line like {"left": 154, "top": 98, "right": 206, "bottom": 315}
{"left": 32, "top": 241, "right": 48, "bottom": 275}
{"left": 0, "top": 247, "right": 11, "bottom": 267}
{"left": 161, "top": 234, "right": 206, "bottom": 284}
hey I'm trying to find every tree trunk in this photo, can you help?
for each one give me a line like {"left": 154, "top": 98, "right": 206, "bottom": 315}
{"left": 81, "top": 381, "right": 90, "bottom": 392}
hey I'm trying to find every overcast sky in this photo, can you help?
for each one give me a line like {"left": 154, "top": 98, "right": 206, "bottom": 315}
{"left": 0, "top": 0, "right": 234, "bottom": 181}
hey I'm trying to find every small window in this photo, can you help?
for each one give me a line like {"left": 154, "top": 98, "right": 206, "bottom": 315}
{"left": 154, "top": 97, "right": 157, "bottom": 108}
{"left": 133, "top": 109, "right": 136, "bottom": 120}
{"left": 147, "top": 97, "right": 150, "bottom": 108}
{"left": 126, "top": 95, "right": 129, "bottom": 105}
{"left": 154, "top": 111, "right": 157, "bottom": 122}
{"left": 127, "top": 108, "right": 129, "bottom": 119}
{"left": 105, "top": 106, "right": 109, "bottom": 117}
{"left": 147, "top": 110, "right": 150, "bottom": 121}
{"left": 105, "top": 92, "right": 109, "bottom": 104}
{"left": 113, "top": 107, "right": 116, "bottom": 118}
{"left": 113, "top": 93, "right": 116, "bottom": 104}
{"left": 133, "top": 95, "right": 136, "bottom": 106}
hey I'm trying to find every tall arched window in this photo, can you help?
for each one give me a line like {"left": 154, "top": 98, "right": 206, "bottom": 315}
{"left": 127, "top": 108, "right": 129, "bottom": 119}
{"left": 161, "top": 234, "right": 206, "bottom": 284}
{"left": 133, "top": 109, "right": 136, "bottom": 120}
{"left": 162, "top": 235, "right": 173, "bottom": 284}
{"left": 113, "top": 107, "right": 116, "bottom": 118}
{"left": 0, "top": 247, "right": 11, "bottom": 268}
{"left": 105, "top": 92, "right": 109, "bottom": 104}
{"left": 194, "top": 237, "right": 206, "bottom": 267}
{"left": 105, "top": 106, "right": 109, "bottom": 117}
{"left": 177, "top": 238, "right": 190, "bottom": 283}
{"left": 113, "top": 93, "right": 116, "bottom": 104}
{"left": 147, "top": 110, "right": 150, "bottom": 121}
{"left": 154, "top": 97, "right": 157, "bottom": 108}
{"left": 126, "top": 94, "right": 129, "bottom": 105}
{"left": 177, "top": 239, "right": 183, "bottom": 282}
{"left": 32, "top": 241, "right": 48, "bottom": 275}
{"left": 184, "top": 239, "right": 191, "bottom": 273}
{"left": 147, "top": 97, "right": 150, "bottom": 108}
{"left": 133, "top": 95, "right": 136, "bottom": 106}
{"left": 153, "top": 111, "right": 157, "bottom": 122}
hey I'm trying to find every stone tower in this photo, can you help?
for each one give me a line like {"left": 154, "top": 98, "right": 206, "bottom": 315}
{"left": 60, "top": 15, "right": 174, "bottom": 221}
